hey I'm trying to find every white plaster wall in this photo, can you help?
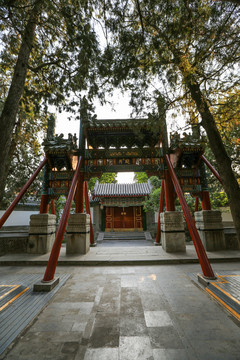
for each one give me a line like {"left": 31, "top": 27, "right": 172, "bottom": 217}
{"left": 0, "top": 210, "right": 39, "bottom": 226}
{"left": 90, "top": 207, "right": 94, "bottom": 222}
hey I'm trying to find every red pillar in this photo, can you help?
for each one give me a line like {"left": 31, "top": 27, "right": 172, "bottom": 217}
{"left": 43, "top": 156, "right": 83, "bottom": 282}
{"left": 201, "top": 191, "right": 211, "bottom": 210}
{"left": 165, "top": 154, "right": 215, "bottom": 279}
{"left": 75, "top": 172, "right": 84, "bottom": 213}
{"left": 84, "top": 181, "right": 95, "bottom": 246}
{"left": 195, "top": 197, "right": 199, "bottom": 212}
{"left": 164, "top": 170, "right": 175, "bottom": 211}
{"left": 40, "top": 195, "right": 49, "bottom": 214}
{"left": 155, "top": 180, "right": 165, "bottom": 244}
{"left": 0, "top": 157, "right": 47, "bottom": 229}
{"left": 50, "top": 200, "right": 55, "bottom": 215}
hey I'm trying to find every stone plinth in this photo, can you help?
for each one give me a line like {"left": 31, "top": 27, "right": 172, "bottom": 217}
{"left": 66, "top": 213, "right": 90, "bottom": 254}
{"left": 160, "top": 211, "right": 186, "bottom": 252}
{"left": 195, "top": 210, "right": 226, "bottom": 251}
{"left": 28, "top": 214, "right": 56, "bottom": 254}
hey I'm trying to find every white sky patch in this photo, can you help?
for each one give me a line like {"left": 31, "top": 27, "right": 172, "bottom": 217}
{"left": 116, "top": 172, "right": 135, "bottom": 184}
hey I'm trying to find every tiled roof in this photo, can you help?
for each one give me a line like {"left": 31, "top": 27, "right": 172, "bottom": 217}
{"left": 92, "top": 180, "right": 153, "bottom": 197}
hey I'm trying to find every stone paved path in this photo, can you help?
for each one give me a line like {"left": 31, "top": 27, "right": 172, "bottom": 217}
{"left": 1, "top": 263, "right": 240, "bottom": 360}
{"left": 1, "top": 244, "right": 240, "bottom": 266}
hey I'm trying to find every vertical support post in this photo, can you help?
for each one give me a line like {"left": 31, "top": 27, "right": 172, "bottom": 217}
{"left": 40, "top": 195, "right": 49, "bottom": 214}
{"left": 50, "top": 200, "right": 55, "bottom": 215}
{"left": 42, "top": 156, "right": 83, "bottom": 282}
{"left": 195, "top": 197, "right": 199, "bottom": 212}
{"left": 165, "top": 154, "right": 215, "bottom": 279}
{"left": 40, "top": 162, "right": 49, "bottom": 214}
{"left": 164, "top": 170, "right": 175, "bottom": 211}
{"left": 84, "top": 181, "right": 95, "bottom": 246}
{"left": 75, "top": 172, "right": 85, "bottom": 213}
{"left": 201, "top": 191, "right": 211, "bottom": 210}
{"left": 155, "top": 180, "right": 165, "bottom": 244}
{"left": 0, "top": 157, "right": 47, "bottom": 229}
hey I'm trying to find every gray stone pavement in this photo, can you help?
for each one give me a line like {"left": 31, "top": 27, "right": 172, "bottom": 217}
{"left": 0, "top": 244, "right": 240, "bottom": 266}
{"left": 0, "top": 262, "right": 240, "bottom": 360}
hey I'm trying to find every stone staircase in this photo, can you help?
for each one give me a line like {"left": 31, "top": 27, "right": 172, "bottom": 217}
{"left": 97, "top": 231, "right": 152, "bottom": 242}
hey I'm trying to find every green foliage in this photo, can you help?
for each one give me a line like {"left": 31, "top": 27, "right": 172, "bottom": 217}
{"left": 88, "top": 173, "right": 117, "bottom": 191}
{"left": 54, "top": 196, "right": 67, "bottom": 223}
{"left": 134, "top": 172, "right": 148, "bottom": 183}
{"left": 142, "top": 176, "right": 162, "bottom": 212}
{"left": 210, "top": 192, "right": 229, "bottom": 209}
{"left": 149, "top": 176, "right": 161, "bottom": 189}
{"left": 0, "top": 0, "right": 103, "bottom": 110}
{"left": 0, "top": 0, "right": 108, "bottom": 204}
{"left": 175, "top": 194, "right": 198, "bottom": 215}
{"left": 143, "top": 187, "right": 161, "bottom": 213}
{"left": 1, "top": 95, "right": 48, "bottom": 207}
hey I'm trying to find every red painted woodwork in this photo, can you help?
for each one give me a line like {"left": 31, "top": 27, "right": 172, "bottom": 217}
{"left": 114, "top": 207, "right": 134, "bottom": 228}
{"left": 195, "top": 197, "right": 199, "bottom": 212}
{"left": 40, "top": 194, "right": 49, "bottom": 214}
{"left": 75, "top": 172, "right": 84, "bottom": 213}
{"left": 165, "top": 154, "right": 215, "bottom": 279}
{"left": 201, "top": 191, "right": 211, "bottom": 210}
{"left": 0, "top": 157, "right": 47, "bottom": 229}
{"left": 105, "top": 207, "right": 114, "bottom": 228}
{"left": 43, "top": 156, "right": 83, "bottom": 282}
{"left": 105, "top": 206, "right": 142, "bottom": 230}
{"left": 50, "top": 200, "right": 55, "bottom": 215}
{"left": 134, "top": 206, "right": 142, "bottom": 229}
{"left": 164, "top": 170, "right": 175, "bottom": 211}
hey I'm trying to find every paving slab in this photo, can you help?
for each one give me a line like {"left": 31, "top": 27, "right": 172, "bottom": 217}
{"left": 1, "top": 263, "right": 240, "bottom": 359}
{"left": 0, "top": 244, "right": 239, "bottom": 266}
{"left": 0, "top": 273, "right": 69, "bottom": 356}
{"left": 190, "top": 270, "right": 240, "bottom": 322}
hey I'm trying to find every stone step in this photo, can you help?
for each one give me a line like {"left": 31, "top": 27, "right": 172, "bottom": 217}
{"left": 103, "top": 232, "right": 147, "bottom": 241}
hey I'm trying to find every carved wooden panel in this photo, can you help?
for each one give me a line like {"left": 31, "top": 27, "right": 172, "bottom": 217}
{"left": 105, "top": 207, "right": 114, "bottom": 229}
{"left": 134, "top": 206, "right": 143, "bottom": 229}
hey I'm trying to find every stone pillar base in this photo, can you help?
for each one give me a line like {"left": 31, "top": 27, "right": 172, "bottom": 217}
{"left": 161, "top": 211, "right": 186, "bottom": 252}
{"left": 28, "top": 214, "right": 56, "bottom": 254}
{"left": 195, "top": 210, "right": 226, "bottom": 251}
{"left": 66, "top": 213, "right": 90, "bottom": 254}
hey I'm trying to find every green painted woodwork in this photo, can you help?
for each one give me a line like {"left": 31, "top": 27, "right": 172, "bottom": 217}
{"left": 85, "top": 148, "right": 164, "bottom": 159}
{"left": 85, "top": 118, "right": 162, "bottom": 149}
{"left": 41, "top": 164, "right": 49, "bottom": 196}
{"left": 84, "top": 163, "right": 166, "bottom": 174}
{"left": 42, "top": 117, "right": 209, "bottom": 201}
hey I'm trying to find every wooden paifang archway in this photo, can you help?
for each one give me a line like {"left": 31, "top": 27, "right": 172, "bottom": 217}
{"left": 83, "top": 118, "right": 166, "bottom": 180}
{"left": 39, "top": 116, "right": 215, "bottom": 281}
{"left": 0, "top": 114, "right": 217, "bottom": 283}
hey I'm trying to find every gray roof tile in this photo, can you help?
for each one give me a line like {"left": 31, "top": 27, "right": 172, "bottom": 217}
{"left": 92, "top": 180, "right": 153, "bottom": 197}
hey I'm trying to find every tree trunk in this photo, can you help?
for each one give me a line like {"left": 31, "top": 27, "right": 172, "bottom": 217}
{"left": 0, "top": 2, "right": 41, "bottom": 208}
{"left": 184, "top": 78, "right": 240, "bottom": 248}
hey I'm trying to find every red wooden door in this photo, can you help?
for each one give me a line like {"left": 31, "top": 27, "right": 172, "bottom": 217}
{"left": 114, "top": 207, "right": 134, "bottom": 229}
{"left": 105, "top": 207, "right": 114, "bottom": 229}
{"left": 123, "top": 207, "right": 134, "bottom": 228}
{"left": 134, "top": 206, "right": 143, "bottom": 229}
{"left": 105, "top": 206, "right": 143, "bottom": 230}
{"left": 113, "top": 207, "right": 123, "bottom": 228}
